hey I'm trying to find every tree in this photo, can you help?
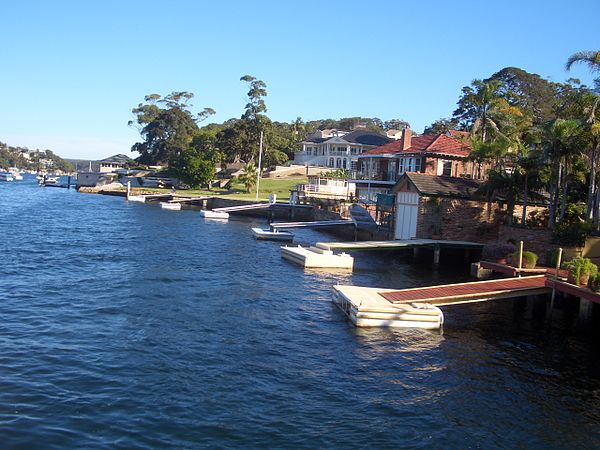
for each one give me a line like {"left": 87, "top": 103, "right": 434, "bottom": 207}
{"left": 173, "top": 130, "right": 223, "bottom": 188}
{"left": 488, "top": 67, "right": 558, "bottom": 125}
{"left": 453, "top": 79, "right": 504, "bottom": 143}
{"left": 566, "top": 50, "right": 600, "bottom": 74}
{"left": 235, "top": 162, "right": 257, "bottom": 192}
{"left": 423, "top": 118, "right": 457, "bottom": 135}
{"left": 383, "top": 119, "right": 410, "bottom": 131}
{"left": 129, "top": 91, "right": 214, "bottom": 165}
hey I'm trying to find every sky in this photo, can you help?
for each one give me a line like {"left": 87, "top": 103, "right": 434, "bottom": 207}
{"left": 1, "top": 0, "right": 598, "bottom": 160}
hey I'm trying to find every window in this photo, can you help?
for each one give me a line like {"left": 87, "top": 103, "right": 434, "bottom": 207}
{"left": 351, "top": 160, "right": 358, "bottom": 171}
{"left": 329, "top": 158, "right": 334, "bottom": 167}
{"left": 398, "top": 158, "right": 405, "bottom": 174}
{"left": 342, "top": 159, "right": 347, "bottom": 169}
{"left": 443, "top": 161, "right": 452, "bottom": 176}
{"left": 336, "top": 158, "right": 342, "bottom": 168}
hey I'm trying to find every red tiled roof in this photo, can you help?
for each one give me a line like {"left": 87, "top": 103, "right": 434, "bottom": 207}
{"left": 363, "top": 133, "right": 471, "bottom": 157}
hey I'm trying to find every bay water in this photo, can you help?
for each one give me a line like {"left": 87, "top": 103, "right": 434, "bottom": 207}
{"left": 1, "top": 176, "right": 599, "bottom": 448}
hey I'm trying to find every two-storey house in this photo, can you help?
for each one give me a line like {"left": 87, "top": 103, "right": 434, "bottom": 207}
{"left": 352, "top": 128, "right": 484, "bottom": 201}
{"left": 294, "top": 129, "right": 391, "bottom": 171}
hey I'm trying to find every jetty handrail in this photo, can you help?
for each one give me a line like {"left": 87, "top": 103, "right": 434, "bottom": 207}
{"left": 212, "top": 202, "right": 273, "bottom": 212}
{"left": 270, "top": 220, "right": 355, "bottom": 230}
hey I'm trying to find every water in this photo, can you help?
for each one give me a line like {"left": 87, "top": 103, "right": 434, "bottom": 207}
{"left": 1, "top": 176, "right": 600, "bottom": 448}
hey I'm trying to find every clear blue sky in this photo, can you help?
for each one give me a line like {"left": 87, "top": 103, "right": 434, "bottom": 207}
{"left": 1, "top": 0, "right": 598, "bottom": 160}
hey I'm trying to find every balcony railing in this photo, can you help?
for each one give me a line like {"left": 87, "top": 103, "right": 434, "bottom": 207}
{"left": 350, "top": 171, "right": 398, "bottom": 182}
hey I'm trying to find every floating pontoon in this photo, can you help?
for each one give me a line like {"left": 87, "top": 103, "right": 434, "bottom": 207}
{"left": 332, "top": 285, "right": 444, "bottom": 329}
{"left": 160, "top": 202, "right": 182, "bottom": 210}
{"left": 251, "top": 227, "right": 294, "bottom": 241}
{"left": 281, "top": 245, "right": 354, "bottom": 269}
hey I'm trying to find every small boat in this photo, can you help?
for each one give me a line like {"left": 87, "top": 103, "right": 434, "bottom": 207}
{"left": 200, "top": 210, "right": 229, "bottom": 219}
{"left": 127, "top": 195, "right": 146, "bottom": 203}
{"left": 251, "top": 227, "right": 294, "bottom": 241}
{"left": 0, "top": 172, "right": 14, "bottom": 182}
{"left": 42, "top": 176, "right": 60, "bottom": 186}
{"left": 160, "top": 202, "right": 181, "bottom": 210}
{"left": 8, "top": 169, "right": 23, "bottom": 181}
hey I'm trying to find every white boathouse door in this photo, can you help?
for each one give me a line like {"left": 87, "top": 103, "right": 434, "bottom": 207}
{"left": 395, "top": 192, "right": 419, "bottom": 240}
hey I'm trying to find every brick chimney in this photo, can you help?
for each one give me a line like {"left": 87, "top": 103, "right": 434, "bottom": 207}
{"left": 401, "top": 127, "right": 412, "bottom": 151}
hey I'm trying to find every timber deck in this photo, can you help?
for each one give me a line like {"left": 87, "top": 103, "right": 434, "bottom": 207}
{"left": 379, "top": 275, "right": 550, "bottom": 306}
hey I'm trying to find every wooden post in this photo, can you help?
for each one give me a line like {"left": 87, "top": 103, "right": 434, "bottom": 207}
{"left": 548, "top": 247, "right": 563, "bottom": 322}
{"left": 433, "top": 245, "right": 441, "bottom": 266}
{"left": 126, "top": 181, "right": 131, "bottom": 199}
{"left": 518, "top": 240, "right": 524, "bottom": 277}
{"left": 67, "top": 175, "right": 71, "bottom": 189}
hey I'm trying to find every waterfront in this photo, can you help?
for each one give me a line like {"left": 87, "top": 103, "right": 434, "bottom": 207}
{"left": 1, "top": 177, "right": 600, "bottom": 448}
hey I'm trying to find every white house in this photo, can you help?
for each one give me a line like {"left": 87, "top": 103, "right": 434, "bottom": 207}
{"left": 294, "top": 129, "right": 390, "bottom": 171}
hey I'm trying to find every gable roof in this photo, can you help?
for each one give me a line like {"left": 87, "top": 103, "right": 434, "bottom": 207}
{"left": 100, "top": 154, "right": 133, "bottom": 164}
{"left": 363, "top": 133, "right": 471, "bottom": 157}
{"left": 394, "top": 172, "right": 483, "bottom": 198}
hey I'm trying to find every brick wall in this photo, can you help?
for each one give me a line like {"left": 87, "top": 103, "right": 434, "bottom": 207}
{"left": 497, "top": 225, "right": 554, "bottom": 262}
{"left": 416, "top": 196, "right": 505, "bottom": 242}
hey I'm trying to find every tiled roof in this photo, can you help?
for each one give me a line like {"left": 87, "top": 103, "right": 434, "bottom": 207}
{"left": 364, "top": 133, "right": 471, "bottom": 157}
{"left": 396, "top": 172, "right": 483, "bottom": 198}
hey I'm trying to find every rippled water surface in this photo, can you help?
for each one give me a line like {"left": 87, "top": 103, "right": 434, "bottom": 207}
{"left": 2, "top": 177, "right": 600, "bottom": 448}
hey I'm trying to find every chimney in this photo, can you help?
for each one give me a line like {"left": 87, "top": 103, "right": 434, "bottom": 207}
{"left": 401, "top": 127, "right": 412, "bottom": 151}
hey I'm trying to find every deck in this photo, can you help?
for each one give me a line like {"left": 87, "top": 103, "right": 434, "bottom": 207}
{"left": 377, "top": 275, "right": 550, "bottom": 306}
{"left": 315, "top": 239, "right": 484, "bottom": 252}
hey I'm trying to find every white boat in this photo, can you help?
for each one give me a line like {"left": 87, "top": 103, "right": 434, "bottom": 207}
{"left": 160, "top": 202, "right": 181, "bottom": 210}
{"left": 200, "top": 210, "right": 229, "bottom": 219}
{"left": 42, "top": 176, "right": 60, "bottom": 186}
{"left": 0, "top": 172, "right": 14, "bottom": 182}
{"left": 8, "top": 169, "right": 23, "bottom": 181}
{"left": 251, "top": 227, "right": 294, "bottom": 241}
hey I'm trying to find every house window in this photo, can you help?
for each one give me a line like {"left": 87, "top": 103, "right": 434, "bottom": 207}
{"left": 329, "top": 158, "right": 334, "bottom": 167}
{"left": 342, "top": 159, "right": 347, "bottom": 169}
{"left": 398, "top": 158, "right": 405, "bottom": 174}
{"left": 443, "top": 161, "right": 452, "bottom": 176}
{"left": 351, "top": 160, "right": 358, "bottom": 171}
{"left": 336, "top": 159, "right": 341, "bottom": 168}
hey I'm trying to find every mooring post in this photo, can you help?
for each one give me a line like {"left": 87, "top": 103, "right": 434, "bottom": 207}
{"left": 126, "top": 181, "right": 131, "bottom": 199}
{"left": 67, "top": 175, "right": 71, "bottom": 189}
{"left": 518, "top": 240, "right": 524, "bottom": 277}
{"left": 433, "top": 245, "right": 441, "bottom": 266}
{"left": 547, "top": 247, "right": 563, "bottom": 322}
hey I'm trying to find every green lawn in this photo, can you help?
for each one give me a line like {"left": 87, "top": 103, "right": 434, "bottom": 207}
{"left": 134, "top": 177, "right": 306, "bottom": 201}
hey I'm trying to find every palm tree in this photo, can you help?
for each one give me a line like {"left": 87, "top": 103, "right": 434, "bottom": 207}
{"left": 542, "top": 119, "right": 583, "bottom": 226}
{"left": 236, "top": 163, "right": 257, "bottom": 193}
{"left": 566, "top": 50, "right": 600, "bottom": 73}
{"left": 455, "top": 79, "right": 504, "bottom": 143}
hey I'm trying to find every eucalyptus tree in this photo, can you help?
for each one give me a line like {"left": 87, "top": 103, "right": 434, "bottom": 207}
{"left": 129, "top": 91, "right": 215, "bottom": 165}
{"left": 239, "top": 75, "right": 269, "bottom": 164}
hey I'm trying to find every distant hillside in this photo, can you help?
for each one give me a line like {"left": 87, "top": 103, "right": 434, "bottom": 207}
{"left": 0, "top": 141, "right": 74, "bottom": 173}
{"left": 65, "top": 159, "right": 101, "bottom": 172}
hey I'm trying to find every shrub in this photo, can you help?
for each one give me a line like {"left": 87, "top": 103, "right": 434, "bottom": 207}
{"left": 564, "top": 257, "right": 598, "bottom": 285}
{"left": 507, "top": 250, "right": 538, "bottom": 269}
{"left": 588, "top": 273, "right": 600, "bottom": 292}
{"left": 552, "top": 220, "right": 593, "bottom": 247}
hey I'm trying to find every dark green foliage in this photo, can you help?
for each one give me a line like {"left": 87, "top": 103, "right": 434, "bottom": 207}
{"left": 488, "top": 67, "right": 559, "bottom": 125}
{"left": 129, "top": 92, "right": 214, "bottom": 165}
{"left": 507, "top": 250, "right": 538, "bottom": 268}
{"left": 171, "top": 130, "right": 223, "bottom": 188}
{"left": 552, "top": 220, "right": 593, "bottom": 247}
{"left": 588, "top": 272, "right": 600, "bottom": 292}
{"left": 564, "top": 256, "right": 598, "bottom": 284}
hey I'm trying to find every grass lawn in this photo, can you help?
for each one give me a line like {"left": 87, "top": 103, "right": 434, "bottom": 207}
{"left": 133, "top": 177, "right": 306, "bottom": 201}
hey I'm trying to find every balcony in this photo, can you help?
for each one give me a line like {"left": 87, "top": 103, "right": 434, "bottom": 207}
{"left": 349, "top": 171, "right": 398, "bottom": 183}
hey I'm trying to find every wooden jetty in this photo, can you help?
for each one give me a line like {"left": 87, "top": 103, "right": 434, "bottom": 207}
{"left": 378, "top": 276, "right": 549, "bottom": 306}
{"left": 282, "top": 238, "right": 483, "bottom": 270}
{"left": 211, "top": 202, "right": 273, "bottom": 213}
{"left": 270, "top": 219, "right": 354, "bottom": 230}
{"left": 170, "top": 196, "right": 212, "bottom": 204}
{"left": 333, "top": 275, "right": 550, "bottom": 328}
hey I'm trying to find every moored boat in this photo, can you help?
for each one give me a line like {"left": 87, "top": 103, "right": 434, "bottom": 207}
{"left": 0, "top": 172, "right": 14, "bottom": 181}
